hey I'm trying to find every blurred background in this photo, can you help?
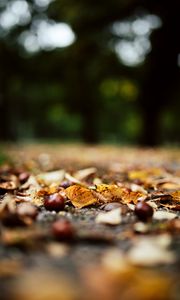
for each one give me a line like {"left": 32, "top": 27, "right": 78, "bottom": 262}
{"left": 0, "top": 0, "right": 179, "bottom": 146}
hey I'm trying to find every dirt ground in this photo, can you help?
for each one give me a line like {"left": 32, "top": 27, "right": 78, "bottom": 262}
{"left": 0, "top": 144, "right": 180, "bottom": 300}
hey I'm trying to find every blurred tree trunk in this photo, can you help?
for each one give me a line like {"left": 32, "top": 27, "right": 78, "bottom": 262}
{"left": 66, "top": 39, "right": 99, "bottom": 144}
{"left": 0, "top": 45, "right": 17, "bottom": 141}
{"left": 139, "top": 4, "right": 180, "bottom": 146}
{"left": 0, "top": 72, "right": 9, "bottom": 141}
{"left": 81, "top": 97, "right": 98, "bottom": 144}
{"left": 0, "top": 77, "right": 17, "bottom": 142}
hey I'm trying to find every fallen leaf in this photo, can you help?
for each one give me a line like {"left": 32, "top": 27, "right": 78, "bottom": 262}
{"left": 0, "top": 194, "right": 16, "bottom": 214}
{"left": 17, "top": 175, "right": 43, "bottom": 206}
{"left": 0, "top": 174, "right": 19, "bottom": 190}
{"left": 95, "top": 208, "right": 122, "bottom": 225}
{"left": 95, "top": 184, "right": 146, "bottom": 204}
{"left": 120, "top": 189, "right": 147, "bottom": 204}
{"left": 36, "top": 170, "right": 65, "bottom": 186}
{"left": 130, "top": 183, "right": 147, "bottom": 194}
{"left": 153, "top": 210, "right": 177, "bottom": 220}
{"left": 127, "top": 236, "right": 175, "bottom": 266}
{"left": 66, "top": 185, "right": 98, "bottom": 208}
{"left": 0, "top": 181, "right": 17, "bottom": 190}
{"left": 73, "top": 167, "right": 97, "bottom": 181}
{"left": 65, "top": 173, "right": 82, "bottom": 185}
{"left": 128, "top": 168, "right": 162, "bottom": 181}
{"left": 159, "top": 182, "right": 180, "bottom": 190}
{"left": 146, "top": 200, "right": 158, "bottom": 209}
{"left": 170, "top": 190, "right": 180, "bottom": 201}
{"left": 20, "top": 175, "right": 40, "bottom": 190}
{"left": 151, "top": 191, "right": 180, "bottom": 210}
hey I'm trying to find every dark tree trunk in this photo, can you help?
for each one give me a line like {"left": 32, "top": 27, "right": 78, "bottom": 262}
{"left": 139, "top": 4, "right": 180, "bottom": 146}
{"left": 0, "top": 73, "right": 10, "bottom": 141}
{"left": 81, "top": 102, "right": 99, "bottom": 144}
{"left": 65, "top": 39, "right": 100, "bottom": 144}
{"left": 0, "top": 46, "right": 18, "bottom": 142}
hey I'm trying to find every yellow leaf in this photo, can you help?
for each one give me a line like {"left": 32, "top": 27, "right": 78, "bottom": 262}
{"left": 96, "top": 184, "right": 122, "bottom": 201}
{"left": 95, "top": 184, "right": 146, "bottom": 204}
{"left": 159, "top": 183, "right": 180, "bottom": 190}
{"left": 65, "top": 185, "right": 98, "bottom": 208}
{"left": 128, "top": 168, "right": 162, "bottom": 181}
{"left": 170, "top": 190, "right": 180, "bottom": 202}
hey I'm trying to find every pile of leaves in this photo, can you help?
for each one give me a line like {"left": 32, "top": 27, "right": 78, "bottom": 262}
{"left": 0, "top": 145, "right": 179, "bottom": 300}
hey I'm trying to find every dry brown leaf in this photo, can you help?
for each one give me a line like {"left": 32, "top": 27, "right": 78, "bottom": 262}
{"left": 0, "top": 194, "right": 16, "bottom": 214}
{"left": 17, "top": 175, "right": 43, "bottom": 206}
{"left": 37, "top": 184, "right": 60, "bottom": 197}
{"left": 0, "top": 174, "right": 19, "bottom": 190}
{"left": 121, "top": 189, "right": 147, "bottom": 204}
{"left": 66, "top": 184, "right": 147, "bottom": 208}
{"left": 95, "top": 184, "right": 146, "bottom": 204}
{"left": 0, "top": 176, "right": 19, "bottom": 190}
{"left": 151, "top": 191, "right": 180, "bottom": 210}
{"left": 95, "top": 184, "right": 121, "bottom": 199}
{"left": 66, "top": 185, "right": 98, "bottom": 208}
{"left": 128, "top": 168, "right": 162, "bottom": 181}
{"left": 170, "top": 190, "right": 180, "bottom": 201}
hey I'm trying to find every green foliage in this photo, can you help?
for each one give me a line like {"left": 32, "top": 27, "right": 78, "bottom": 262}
{"left": 0, "top": 150, "right": 8, "bottom": 165}
{"left": 0, "top": 0, "right": 179, "bottom": 145}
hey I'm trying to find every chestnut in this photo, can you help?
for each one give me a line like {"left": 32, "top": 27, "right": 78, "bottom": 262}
{"left": 52, "top": 219, "right": 74, "bottom": 240}
{"left": 134, "top": 201, "right": 153, "bottom": 222}
{"left": 44, "top": 193, "right": 65, "bottom": 212}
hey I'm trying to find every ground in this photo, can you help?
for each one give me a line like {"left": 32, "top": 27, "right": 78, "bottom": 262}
{"left": 0, "top": 144, "right": 180, "bottom": 300}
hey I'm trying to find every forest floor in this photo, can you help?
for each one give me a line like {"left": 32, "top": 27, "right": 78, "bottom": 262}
{"left": 0, "top": 144, "right": 180, "bottom": 300}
